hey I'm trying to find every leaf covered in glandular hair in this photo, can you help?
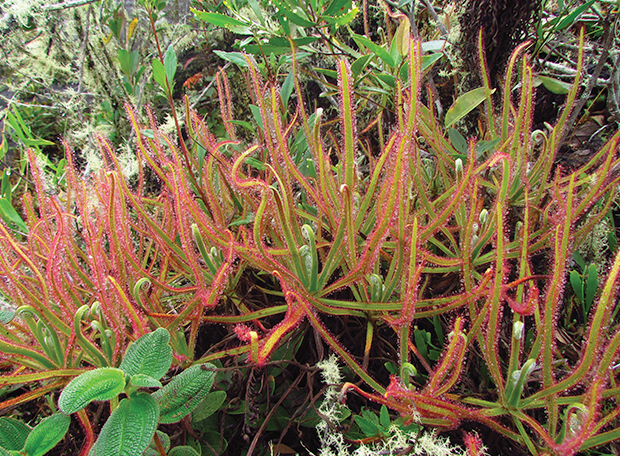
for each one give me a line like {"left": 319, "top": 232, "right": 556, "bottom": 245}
{"left": 152, "top": 364, "right": 216, "bottom": 424}
{"left": 23, "top": 413, "right": 70, "bottom": 456}
{"left": 119, "top": 328, "right": 172, "bottom": 380}
{"left": 59, "top": 367, "right": 126, "bottom": 415}
{"left": 88, "top": 393, "right": 159, "bottom": 456}
{"left": 0, "top": 417, "right": 31, "bottom": 450}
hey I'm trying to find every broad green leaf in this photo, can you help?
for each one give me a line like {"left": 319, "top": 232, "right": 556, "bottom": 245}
{"left": 379, "top": 405, "right": 390, "bottom": 430}
{"left": 163, "top": 45, "right": 177, "bottom": 88}
{"left": 152, "top": 364, "right": 216, "bottom": 424}
{"left": 350, "top": 33, "right": 395, "bottom": 68}
{"left": 444, "top": 87, "right": 491, "bottom": 129}
{"left": 59, "top": 368, "right": 126, "bottom": 415}
{"left": 242, "top": 44, "right": 290, "bottom": 55}
{"left": 421, "top": 40, "right": 446, "bottom": 52}
{"left": 323, "top": 0, "right": 351, "bottom": 17}
{"left": 536, "top": 75, "right": 572, "bottom": 95}
{"left": 191, "top": 9, "right": 249, "bottom": 28}
{"left": 168, "top": 447, "right": 201, "bottom": 456}
{"left": 421, "top": 53, "right": 443, "bottom": 71}
{"left": 129, "top": 374, "right": 162, "bottom": 388}
{"left": 120, "top": 327, "right": 172, "bottom": 380}
{"left": 118, "top": 49, "right": 132, "bottom": 77}
{"left": 24, "top": 413, "right": 70, "bottom": 456}
{"left": 88, "top": 394, "right": 159, "bottom": 456}
{"left": 192, "top": 390, "right": 227, "bottom": 422}
{"left": 356, "top": 414, "right": 380, "bottom": 437}
{"left": 213, "top": 50, "right": 248, "bottom": 68}
{"left": 152, "top": 58, "right": 167, "bottom": 90}
{"left": 249, "top": 105, "right": 263, "bottom": 130}
{"left": 269, "top": 37, "right": 318, "bottom": 47}
{"left": 0, "top": 417, "right": 31, "bottom": 450}
{"left": 322, "top": 6, "right": 358, "bottom": 25}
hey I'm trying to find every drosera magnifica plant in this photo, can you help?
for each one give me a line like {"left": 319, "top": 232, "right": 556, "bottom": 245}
{"left": 0, "top": 24, "right": 619, "bottom": 456}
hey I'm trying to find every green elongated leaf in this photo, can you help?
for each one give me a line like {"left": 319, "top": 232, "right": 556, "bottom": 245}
{"left": 88, "top": 394, "right": 159, "bottom": 456}
{"left": 350, "top": 33, "right": 395, "bottom": 68}
{"left": 444, "top": 87, "right": 491, "bottom": 128}
{"left": 24, "top": 413, "right": 70, "bottom": 456}
{"left": 281, "top": 71, "right": 295, "bottom": 108}
{"left": 323, "top": 0, "right": 351, "bottom": 16}
{"left": 421, "top": 53, "right": 443, "bottom": 71}
{"left": 191, "top": 9, "right": 249, "bottom": 27}
{"left": 129, "top": 374, "right": 162, "bottom": 388}
{"left": 272, "top": 0, "right": 315, "bottom": 26}
{"left": 192, "top": 390, "right": 227, "bottom": 422}
{"left": 269, "top": 36, "right": 318, "bottom": 47}
{"left": 247, "top": 0, "right": 265, "bottom": 24}
{"left": 213, "top": 50, "right": 248, "bottom": 68}
{"left": 118, "top": 49, "right": 132, "bottom": 77}
{"left": 447, "top": 129, "right": 467, "bottom": 155}
{"left": 119, "top": 327, "right": 172, "bottom": 380}
{"left": 585, "top": 264, "right": 598, "bottom": 311}
{"left": 0, "top": 447, "right": 12, "bottom": 456}
{"left": 379, "top": 405, "right": 390, "bottom": 429}
{"left": 0, "top": 417, "right": 31, "bottom": 450}
{"left": 0, "top": 198, "right": 28, "bottom": 233}
{"left": 163, "top": 44, "right": 177, "bottom": 87}
{"left": 322, "top": 6, "right": 358, "bottom": 25}
{"left": 536, "top": 75, "right": 572, "bottom": 95}
{"left": 168, "top": 447, "right": 201, "bottom": 456}
{"left": 152, "top": 364, "right": 216, "bottom": 424}
{"left": 570, "top": 270, "right": 584, "bottom": 304}
{"left": 351, "top": 54, "right": 372, "bottom": 76}
{"left": 242, "top": 44, "right": 290, "bottom": 55}
{"left": 58, "top": 367, "right": 126, "bottom": 415}
{"left": 152, "top": 58, "right": 167, "bottom": 90}
{"left": 555, "top": 0, "right": 596, "bottom": 30}
{"left": 356, "top": 415, "right": 380, "bottom": 437}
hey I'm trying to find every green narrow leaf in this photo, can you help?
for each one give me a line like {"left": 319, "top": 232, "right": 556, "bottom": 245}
{"left": 444, "top": 87, "right": 491, "bottom": 128}
{"left": 350, "top": 33, "right": 396, "bottom": 68}
{"left": 192, "top": 390, "right": 227, "bottom": 422}
{"left": 379, "top": 405, "right": 390, "bottom": 429}
{"left": 351, "top": 54, "right": 372, "bottom": 76}
{"left": 585, "top": 264, "right": 598, "bottom": 312}
{"left": 447, "top": 129, "right": 467, "bottom": 155}
{"left": 212, "top": 50, "right": 249, "bottom": 68}
{"left": 191, "top": 9, "right": 249, "bottom": 27}
{"left": 536, "top": 75, "right": 572, "bottom": 95}
{"left": 323, "top": 0, "right": 351, "bottom": 17}
{"left": 272, "top": 0, "right": 316, "bottom": 26}
{"left": 163, "top": 44, "right": 177, "bottom": 87}
{"left": 118, "top": 49, "right": 132, "bottom": 77}
{"left": 281, "top": 71, "right": 295, "bottom": 109}
{"left": 119, "top": 328, "right": 172, "bottom": 380}
{"left": 58, "top": 367, "right": 126, "bottom": 415}
{"left": 152, "top": 58, "right": 167, "bottom": 90}
{"left": 0, "top": 417, "right": 31, "bottom": 450}
{"left": 88, "top": 394, "right": 159, "bottom": 456}
{"left": 570, "top": 270, "right": 584, "bottom": 304}
{"left": 152, "top": 364, "right": 216, "bottom": 424}
{"left": 24, "top": 414, "right": 70, "bottom": 456}
{"left": 0, "top": 198, "right": 28, "bottom": 233}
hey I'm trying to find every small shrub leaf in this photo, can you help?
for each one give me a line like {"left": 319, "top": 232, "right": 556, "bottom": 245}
{"left": 0, "top": 417, "right": 31, "bottom": 450}
{"left": 119, "top": 328, "right": 172, "bottom": 380}
{"left": 168, "top": 447, "right": 201, "bottom": 456}
{"left": 59, "top": 368, "right": 126, "bottom": 415}
{"left": 152, "top": 364, "right": 216, "bottom": 424}
{"left": 24, "top": 413, "right": 70, "bottom": 456}
{"left": 88, "top": 394, "right": 159, "bottom": 456}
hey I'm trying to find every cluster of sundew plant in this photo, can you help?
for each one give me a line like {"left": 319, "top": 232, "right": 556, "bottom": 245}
{"left": 0, "top": 29, "right": 619, "bottom": 455}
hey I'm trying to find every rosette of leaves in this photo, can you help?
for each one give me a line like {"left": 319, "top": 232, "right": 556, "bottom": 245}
{"left": 58, "top": 328, "right": 218, "bottom": 456}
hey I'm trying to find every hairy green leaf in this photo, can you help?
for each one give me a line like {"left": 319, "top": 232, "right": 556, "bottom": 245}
{"left": 88, "top": 394, "right": 159, "bottom": 456}
{"left": 152, "top": 364, "right": 216, "bottom": 424}
{"left": 24, "top": 413, "right": 70, "bottom": 456}
{"left": 143, "top": 431, "right": 170, "bottom": 456}
{"left": 0, "top": 417, "right": 31, "bottom": 450}
{"left": 168, "top": 447, "right": 201, "bottom": 456}
{"left": 129, "top": 374, "right": 162, "bottom": 388}
{"left": 119, "top": 328, "right": 172, "bottom": 380}
{"left": 59, "top": 367, "right": 126, "bottom": 415}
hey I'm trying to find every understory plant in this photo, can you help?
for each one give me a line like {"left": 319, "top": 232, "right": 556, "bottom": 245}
{"left": 0, "top": 23, "right": 619, "bottom": 456}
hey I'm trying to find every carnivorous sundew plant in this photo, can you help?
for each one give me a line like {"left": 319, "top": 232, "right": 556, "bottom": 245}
{"left": 0, "top": 26, "right": 619, "bottom": 455}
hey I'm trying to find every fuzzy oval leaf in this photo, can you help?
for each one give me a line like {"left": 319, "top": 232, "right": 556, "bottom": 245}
{"left": 88, "top": 393, "right": 159, "bottom": 456}
{"left": 152, "top": 364, "right": 216, "bottom": 424}
{"left": 129, "top": 374, "right": 162, "bottom": 388}
{"left": 152, "top": 59, "right": 167, "bottom": 90}
{"left": 24, "top": 413, "right": 70, "bottom": 456}
{"left": 445, "top": 87, "right": 491, "bottom": 128}
{"left": 119, "top": 328, "right": 172, "bottom": 380}
{"left": 0, "top": 417, "right": 31, "bottom": 450}
{"left": 59, "top": 368, "right": 126, "bottom": 415}
{"left": 192, "top": 390, "right": 227, "bottom": 422}
{"left": 168, "top": 447, "right": 201, "bottom": 456}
